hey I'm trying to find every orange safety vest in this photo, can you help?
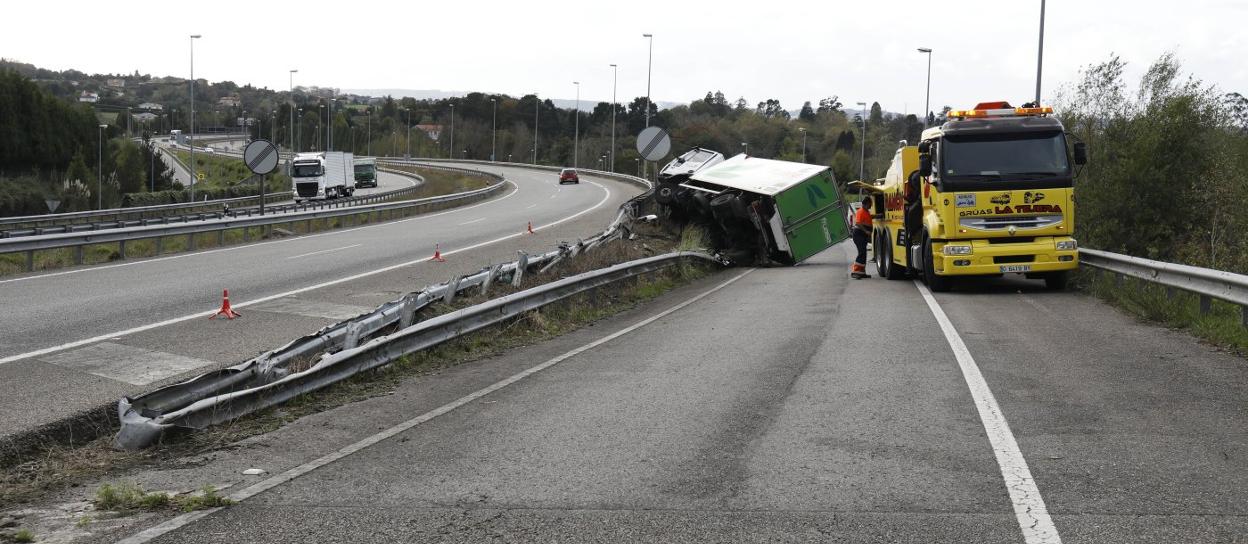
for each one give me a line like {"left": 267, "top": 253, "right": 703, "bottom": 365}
{"left": 854, "top": 207, "right": 873, "bottom": 231}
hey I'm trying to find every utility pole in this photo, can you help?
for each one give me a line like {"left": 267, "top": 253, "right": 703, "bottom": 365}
{"left": 642, "top": 33, "right": 654, "bottom": 179}
{"left": 533, "top": 94, "right": 539, "bottom": 164}
{"left": 449, "top": 104, "right": 455, "bottom": 159}
{"left": 490, "top": 97, "right": 497, "bottom": 161}
{"left": 609, "top": 63, "right": 617, "bottom": 172}
{"left": 856, "top": 101, "right": 867, "bottom": 181}
{"left": 289, "top": 69, "right": 297, "bottom": 155}
{"left": 189, "top": 34, "right": 201, "bottom": 202}
{"left": 97, "top": 124, "right": 107, "bottom": 209}
{"left": 918, "top": 48, "right": 932, "bottom": 128}
{"left": 1035, "top": 0, "right": 1046, "bottom": 105}
{"left": 367, "top": 109, "right": 372, "bottom": 157}
{"left": 573, "top": 81, "right": 580, "bottom": 169}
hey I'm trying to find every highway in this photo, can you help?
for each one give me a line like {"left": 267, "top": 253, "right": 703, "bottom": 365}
{"left": 88, "top": 242, "right": 1246, "bottom": 543}
{"left": 0, "top": 164, "right": 640, "bottom": 445}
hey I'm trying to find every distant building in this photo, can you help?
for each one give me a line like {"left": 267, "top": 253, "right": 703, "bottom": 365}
{"left": 78, "top": 90, "right": 98, "bottom": 103}
{"left": 106, "top": 78, "right": 125, "bottom": 89}
{"left": 416, "top": 124, "right": 442, "bottom": 141}
{"left": 218, "top": 94, "right": 241, "bottom": 107}
{"left": 137, "top": 102, "right": 163, "bottom": 111}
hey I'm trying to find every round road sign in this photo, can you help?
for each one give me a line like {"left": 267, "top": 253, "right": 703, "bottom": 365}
{"left": 636, "top": 126, "right": 671, "bottom": 162}
{"left": 243, "top": 139, "right": 280, "bottom": 175}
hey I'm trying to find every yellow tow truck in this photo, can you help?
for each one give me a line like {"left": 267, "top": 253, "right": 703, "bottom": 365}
{"left": 851, "top": 101, "right": 1087, "bottom": 291}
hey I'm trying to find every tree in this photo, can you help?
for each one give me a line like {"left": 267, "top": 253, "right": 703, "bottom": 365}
{"left": 799, "top": 101, "right": 816, "bottom": 122}
{"left": 756, "top": 99, "right": 789, "bottom": 119}
{"left": 66, "top": 148, "right": 90, "bottom": 184}
{"left": 817, "top": 96, "right": 843, "bottom": 113}
{"left": 869, "top": 102, "right": 883, "bottom": 125}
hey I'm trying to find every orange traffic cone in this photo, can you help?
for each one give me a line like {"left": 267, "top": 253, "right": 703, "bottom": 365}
{"left": 430, "top": 243, "right": 447, "bottom": 262}
{"left": 210, "top": 289, "right": 242, "bottom": 319}
{"left": 527, "top": 221, "right": 535, "bottom": 234}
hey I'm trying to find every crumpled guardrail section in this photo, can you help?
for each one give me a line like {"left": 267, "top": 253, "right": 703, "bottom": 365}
{"left": 114, "top": 176, "right": 674, "bottom": 450}
{"left": 1080, "top": 248, "right": 1248, "bottom": 326}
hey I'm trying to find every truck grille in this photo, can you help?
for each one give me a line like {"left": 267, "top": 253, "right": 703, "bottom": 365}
{"left": 960, "top": 215, "right": 1062, "bottom": 231}
{"left": 296, "top": 182, "right": 319, "bottom": 197}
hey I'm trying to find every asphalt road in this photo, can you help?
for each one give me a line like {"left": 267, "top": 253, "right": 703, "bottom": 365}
{"left": 0, "top": 165, "right": 639, "bottom": 444}
{"left": 91, "top": 243, "right": 1246, "bottom": 543}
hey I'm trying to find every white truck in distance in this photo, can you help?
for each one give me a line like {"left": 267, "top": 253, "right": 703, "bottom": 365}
{"left": 291, "top": 152, "right": 355, "bottom": 202}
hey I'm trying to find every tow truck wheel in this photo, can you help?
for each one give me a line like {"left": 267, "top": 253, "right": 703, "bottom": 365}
{"left": 883, "top": 235, "right": 907, "bottom": 281}
{"left": 873, "top": 230, "right": 887, "bottom": 278}
{"left": 923, "top": 236, "right": 952, "bottom": 292}
{"left": 1044, "top": 271, "right": 1069, "bottom": 290}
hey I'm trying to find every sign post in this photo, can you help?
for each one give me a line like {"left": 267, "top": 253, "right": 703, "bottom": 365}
{"left": 243, "top": 139, "right": 280, "bottom": 215}
{"left": 635, "top": 126, "right": 672, "bottom": 179}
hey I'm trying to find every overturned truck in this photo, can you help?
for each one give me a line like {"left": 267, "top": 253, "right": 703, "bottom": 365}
{"left": 654, "top": 148, "right": 850, "bottom": 265}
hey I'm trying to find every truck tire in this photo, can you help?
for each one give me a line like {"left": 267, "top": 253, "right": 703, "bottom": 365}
{"left": 655, "top": 183, "right": 677, "bottom": 205}
{"left": 883, "top": 232, "right": 907, "bottom": 280}
{"left": 1044, "top": 271, "right": 1069, "bottom": 290}
{"left": 923, "top": 236, "right": 952, "bottom": 292}
{"left": 873, "top": 229, "right": 887, "bottom": 278}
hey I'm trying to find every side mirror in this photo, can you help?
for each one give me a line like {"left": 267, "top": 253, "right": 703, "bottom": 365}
{"left": 918, "top": 154, "right": 933, "bottom": 177}
{"left": 1073, "top": 142, "right": 1088, "bottom": 165}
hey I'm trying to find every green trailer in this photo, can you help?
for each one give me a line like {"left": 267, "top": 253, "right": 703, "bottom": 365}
{"left": 685, "top": 155, "right": 849, "bottom": 264}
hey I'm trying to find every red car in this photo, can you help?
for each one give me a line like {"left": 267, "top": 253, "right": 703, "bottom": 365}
{"left": 559, "top": 168, "right": 580, "bottom": 184}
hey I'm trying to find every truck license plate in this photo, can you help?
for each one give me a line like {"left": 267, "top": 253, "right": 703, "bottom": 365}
{"left": 1000, "top": 265, "right": 1031, "bottom": 273}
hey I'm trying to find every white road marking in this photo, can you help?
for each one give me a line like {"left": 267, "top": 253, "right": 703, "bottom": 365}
{"left": 0, "top": 181, "right": 613, "bottom": 366}
{"left": 116, "top": 267, "right": 755, "bottom": 544}
{"left": 457, "top": 218, "right": 486, "bottom": 226}
{"left": 914, "top": 280, "right": 1062, "bottom": 544}
{"left": 251, "top": 297, "right": 372, "bottom": 320}
{"left": 0, "top": 181, "right": 521, "bottom": 286}
{"left": 40, "top": 343, "right": 218, "bottom": 386}
{"left": 285, "top": 244, "right": 361, "bottom": 260}
{"left": 525, "top": 204, "right": 537, "bottom": 209}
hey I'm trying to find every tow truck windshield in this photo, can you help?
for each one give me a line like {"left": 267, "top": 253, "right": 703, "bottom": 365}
{"left": 941, "top": 132, "right": 1071, "bottom": 189}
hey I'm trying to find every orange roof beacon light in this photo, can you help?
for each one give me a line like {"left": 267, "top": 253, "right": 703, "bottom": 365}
{"left": 947, "top": 101, "right": 1054, "bottom": 120}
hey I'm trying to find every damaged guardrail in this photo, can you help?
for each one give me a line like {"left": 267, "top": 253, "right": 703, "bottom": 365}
{"left": 114, "top": 184, "right": 675, "bottom": 449}
{"left": 1080, "top": 248, "right": 1248, "bottom": 327}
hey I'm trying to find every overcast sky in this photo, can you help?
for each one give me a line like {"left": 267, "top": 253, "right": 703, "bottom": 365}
{"left": 4, "top": 0, "right": 1246, "bottom": 115}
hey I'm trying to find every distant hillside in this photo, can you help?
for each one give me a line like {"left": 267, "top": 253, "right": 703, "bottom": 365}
{"left": 343, "top": 88, "right": 683, "bottom": 111}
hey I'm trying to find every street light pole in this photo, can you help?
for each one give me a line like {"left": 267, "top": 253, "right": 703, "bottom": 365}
{"left": 856, "top": 101, "right": 867, "bottom": 181}
{"left": 367, "top": 110, "right": 372, "bottom": 157}
{"left": 609, "top": 63, "right": 617, "bottom": 172}
{"left": 573, "top": 81, "right": 580, "bottom": 169}
{"left": 533, "top": 94, "right": 539, "bottom": 164}
{"left": 642, "top": 33, "right": 654, "bottom": 179}
{"left": 490, "top": 97, "right": 497, "bottom": 161}
{"left": 189, "top": 34, "right": 200, "bottom": 202}
{"left": 289, "top": 69, "right": 297, "bottom": 153}
{"left": 98, "top": 124, "right": 107, "bottom": 209}
{"left": 1035, "top": 0, "right": 1046, "bottom": 105}
{"left": 405, "top": 107, "right": 411, "bottom": 159}
{"left": 449, "top": 104, "right": 455, "bottom": 159}
{"left": 918, "top": 48, "right": 932, "bottom": 128}
{"left": 799, "top": 127, "right": 807, "bottom": 162}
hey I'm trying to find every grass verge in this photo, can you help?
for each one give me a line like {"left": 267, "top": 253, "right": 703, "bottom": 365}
{"left": 93, "top": 482, "right": 231, "bottom": 514}
{"left": 0, "top": 223, "right": 712, "bottom": 510}
{"left": 1075, "top": 268, "right": 1248, "bottom": 354}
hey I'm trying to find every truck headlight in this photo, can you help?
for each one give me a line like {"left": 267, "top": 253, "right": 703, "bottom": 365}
{"left": 942, "top": 245, "right": 972, "bottom": 256}
{"left": 1055, "top": 240, "right": 1078, "bottom": 251}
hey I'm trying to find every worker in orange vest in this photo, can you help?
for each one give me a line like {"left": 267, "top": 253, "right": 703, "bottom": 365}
{"left": 851, "top": 197, "right": 873, "bottom": 279}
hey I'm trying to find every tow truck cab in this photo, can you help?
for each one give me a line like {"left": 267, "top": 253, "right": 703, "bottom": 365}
{"left": 863, "top": 102, "right": 1088, "bottom": 291}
